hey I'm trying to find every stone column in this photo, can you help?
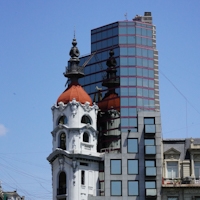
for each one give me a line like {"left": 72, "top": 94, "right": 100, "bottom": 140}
{"left": 191, "top": 154, "right": 195, "bottom": 177}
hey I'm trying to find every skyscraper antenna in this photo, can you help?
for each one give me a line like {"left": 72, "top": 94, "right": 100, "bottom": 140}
{"left": 124, "top": 12, "right": 128, "bottom": 20}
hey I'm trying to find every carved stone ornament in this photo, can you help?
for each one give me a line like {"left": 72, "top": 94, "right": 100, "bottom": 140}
{"left": 164, "top": 148, "right": 180, "bottom": 159}
{"left": 58, "top": 102, "right": 66, "bottom": 112}
{"left": 93, "top": 102, "right": 99, "bottom": 115}
{"left": 81, "top": 101, "right": 92, "bottom": 112}
{"left": 72, "top": 136, "right": 76, "bottom": 151}
{"left": 69, "top": 98, "right": 79, "bottom": 117}
{"left": 108, "top": 107, "right": 118, "bottom": 125}
{"left": 165, "top": 154, "right": 179, "bottom": 160}
{"left": 91, "top": 130, "right": 97, "bottom": 141}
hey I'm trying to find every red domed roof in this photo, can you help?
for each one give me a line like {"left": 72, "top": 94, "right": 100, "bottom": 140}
{"left": 98, "top": 93, "right": 120, "bottom": 112}
{"left": 57, "top": 84, "right": 92, "bottom": 105}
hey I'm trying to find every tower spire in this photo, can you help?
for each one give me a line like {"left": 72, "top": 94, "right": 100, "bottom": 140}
{"left": 63, "top": 38, "right": 84, "bottom": 84}
{"left": 74, "top": 26, "right": 76, "bottom": 39}
{"left": 102, "top": 49, "right": 119, "bottom": 96}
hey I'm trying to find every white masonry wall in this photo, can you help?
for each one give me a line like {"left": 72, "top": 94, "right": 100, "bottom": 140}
{"left": 49, "top": 99, "right": 102, "bottom": 200}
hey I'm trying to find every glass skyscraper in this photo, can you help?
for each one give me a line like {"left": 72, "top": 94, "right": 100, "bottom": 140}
{"left": 78, "top": 12, "right": 159, "bottom": 152}
{"left": 79, "top": 12, "right": 159, "bottom": 125}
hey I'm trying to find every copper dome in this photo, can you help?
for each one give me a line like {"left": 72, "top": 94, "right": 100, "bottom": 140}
{"left": 98, "top": 93, "right": 120, "bottom": 112}
{"left": 57, "top": 84, "right": 92, "bottom": 105}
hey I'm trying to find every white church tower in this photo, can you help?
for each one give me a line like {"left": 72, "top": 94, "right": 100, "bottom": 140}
{"left": 47, "top": 38, "right": 102, "bottom": 200}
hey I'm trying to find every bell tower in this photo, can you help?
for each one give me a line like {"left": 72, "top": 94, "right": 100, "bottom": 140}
{"left": 47, "top": 38, "right": 102, "bottom": 200}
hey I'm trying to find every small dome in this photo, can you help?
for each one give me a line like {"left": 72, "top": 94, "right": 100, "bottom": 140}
{"left": 57, "top": 84, "right": 92, "bottom": 105}
{"left": 98, "top": 93, "right": 120, "bottom": 112}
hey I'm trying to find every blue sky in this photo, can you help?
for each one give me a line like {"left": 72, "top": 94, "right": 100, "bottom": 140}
{"left": 1, "top": 0, "right": 200, "bottom": 199}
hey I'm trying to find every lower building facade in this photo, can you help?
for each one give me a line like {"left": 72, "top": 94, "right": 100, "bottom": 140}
{"left": 94, "top": 111, "right": 162, "bottom": 200}
{"left": 162, "top": 138, "right": 200, "bottom": 200}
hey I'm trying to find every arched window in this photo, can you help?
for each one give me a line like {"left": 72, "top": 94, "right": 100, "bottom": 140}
{"left": 57, "top": 171, "right": 66, "bottom": 195}
{"left": 59, "top": 132, "right": 66, "bottom": 150}
{"left": 83, "top": 132, "right": 89, "bottom": 143}
{"left": 57, "top": 115, "right": 68, "bottom": 125}
{"left": 81, "top": 115, "right": 91, "bottom": 124}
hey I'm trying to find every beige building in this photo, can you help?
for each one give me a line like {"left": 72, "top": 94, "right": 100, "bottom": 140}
{"left": 162, "top": 138, "right": 200, "bottom": 200}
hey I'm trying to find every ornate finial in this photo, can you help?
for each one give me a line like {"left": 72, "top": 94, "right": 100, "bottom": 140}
{"left": 106, "top": 49, "right": 117, "bottom": 67}
{"left": 70, "top": 38, "right": 79, "bottom": 60}
{"left": 102, "top": 49, "right": 119, "bottom": 89}
{"left": 64, "top": 37, "right": 84, "bottom": 80}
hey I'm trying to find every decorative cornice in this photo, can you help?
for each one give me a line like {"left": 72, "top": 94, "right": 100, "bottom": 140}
{"left": 47, "top": 148, "right": 103, "bottom": 163}
{"left": 51, "top": 101, "right": 67, "bottom": 111}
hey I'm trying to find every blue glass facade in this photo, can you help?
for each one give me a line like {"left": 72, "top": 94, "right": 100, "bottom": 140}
{"left": 78, "top": 20, "right": 157, "bottom": 141}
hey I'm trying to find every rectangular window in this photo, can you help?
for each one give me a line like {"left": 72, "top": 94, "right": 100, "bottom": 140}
{"left": 119, "top": 27, "right": 127, "bottom": 34}
{"left": 110, "top": 160, "right": 121, "bottom": 174}
{"left": 120, "top": 47, "right": 127, "bottom": 55}
{"left": 128, "top": 47, "right": 135, "bottom": 56}
{"left": 145, "top": 181, "right": 156, "bottom": 196}
{"left": 144, "top": 139, "right": 155, "bottom": 145}
{"left": 146, "top": 166, "right": 156, "bottom": 176}
{"left": 128, "top": 36, "right": 135, "bottom": 44}
{"left": 144, "top": 139, "right": 156, "bottom": 155}
{"left": 127, "top": 27, "right": 135, "bottom": 34}
{"left": 144, "top": 117, "right": 156, "bottom": 133}
{"left": 128, "top": 57, "right": 136, "bottom": 66}
{"left": 129, "top": 98, "right": 136, "bottom": 106}
{"left": 145, "top": 124, "right": 156, "bottom": 133}
{"left": 195, "top": 162, "right": 200, "bottom": 178}
{"left": 167, "top": 162, "right": 178, "bottom": 179}
{"left": 81, "top": 170, "right": 85, "bottom": 185}
{"left": 168, "top": 197, "right": 178, "bottom": 200}
{"left": 129, "top": 88, "right": 136, "bottom": 96}
{"left": 145, "top": 146, "right": 156, "bottom": 155}
{"left": 129, "top": 118, "right": 137, "bottom": 126}
{"left": 149, "top": 79, "right": 154, "bottom": 88}
{"left": 128, "top": 77, "right": 136, "bottom": 86}
{"left": 121, "top": 77, "right": 128, "bottom": 86}
{"left": 120, "top": 57, "right": 128, "bottom": 65}
{"left": 145, "top": 181, "right": 156, "bottom": 188}
{"left": 121, "top": 108, "right": 129, "bottom": 116}
{"left": 127, "top": 138, "right": 138, "bottom": 153}
{"left": 144, "top": 117, "right": 155, "bottom": 124}
{"left": 145, "top": 160, "right": 156, "bottom": 176}
{"left": 128, "top": 181, "right": 138, "bottom": 196}
{"left": 145, "top": 160, "right": 155, "bottom": 167}
{"left": 119, "top": 36, "right": 127, "bottom": 44}
{"left": 120, "top": 67, "right": 128, "bottom": 75}
{"left": 111, "top": 181, "right": 122, "bottom": 196}
{"left": 128, "top": 160, "right": 138, "bottom": 174}
{"left": 121, "top": 118, "right": 128, "bottom": 126}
